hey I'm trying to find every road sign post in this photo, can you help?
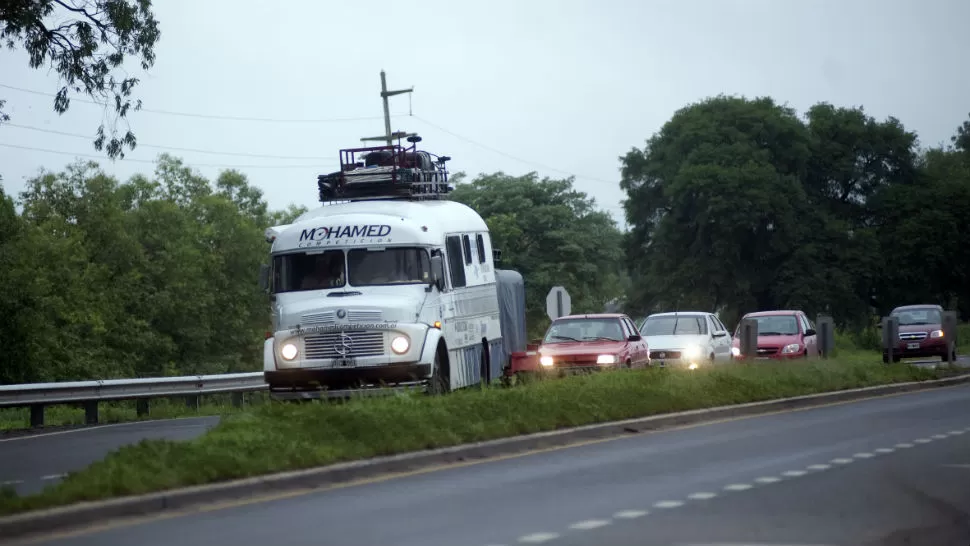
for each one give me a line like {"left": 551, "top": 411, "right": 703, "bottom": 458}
{"left": 739, "top": 318, "right": 758, "bottom": 360}
{"left": 545, "top": 286, "right": 572, "bottom": 321}
{"left": 943, "top": 310, "right": 958, "bottom": 364}
{"left": 816, "top": 314, "right": 835, "bottom": 359}
{"left": 880, "top": 316, "right": 899, "bottom": 364}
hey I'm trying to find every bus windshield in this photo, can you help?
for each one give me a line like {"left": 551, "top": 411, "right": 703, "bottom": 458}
{"left": 347, "top": 247, "right": 431, "bottom": 286}
{"left": 272, "top": 250, "right": 346, "bottom": 293}
{"left": 272, "top": 247, "right": 432, "bottom": 292}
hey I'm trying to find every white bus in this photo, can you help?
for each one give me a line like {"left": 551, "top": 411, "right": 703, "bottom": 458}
{"left": 259, "top": 136, "right": 525, "bottom": 397}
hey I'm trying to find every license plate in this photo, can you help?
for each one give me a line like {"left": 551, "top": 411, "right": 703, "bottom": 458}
{"left": 906, "top": 342, "right": 920, "bottom": 350}
{"left": 333, "top": 357, "right": 357, "bottom": 368}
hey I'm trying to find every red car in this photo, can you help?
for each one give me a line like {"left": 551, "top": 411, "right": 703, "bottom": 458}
{"left": 536, "top": 313, "right": 650, "bottom": 371}
{"left": 731, "top": 310, "right": 819, "bottom": 360}
{"left": 882, "top": 304, "right": 955, "bottom": 363}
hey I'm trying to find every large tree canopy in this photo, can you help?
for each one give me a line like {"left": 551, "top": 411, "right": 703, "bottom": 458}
{"left": 622, "top": 95, "right": 970, "bottom": 326}
{"left": 0, "top": 0, "right": 160, "bottom": 157}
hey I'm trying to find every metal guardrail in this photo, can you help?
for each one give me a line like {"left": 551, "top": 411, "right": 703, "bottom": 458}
{"left": 0, "top": 372, "right": 268, "bottom": 428}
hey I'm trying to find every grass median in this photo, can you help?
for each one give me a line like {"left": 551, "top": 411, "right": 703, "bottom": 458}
{"left": 0, "top": 353, "right": 963, "bottom": 516}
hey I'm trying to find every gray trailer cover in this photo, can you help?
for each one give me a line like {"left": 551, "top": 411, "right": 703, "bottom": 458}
{"left": 495, "top": 269, "right": 527, "bottom": 355}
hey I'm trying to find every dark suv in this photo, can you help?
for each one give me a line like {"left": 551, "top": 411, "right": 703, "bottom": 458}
{"left": 883, "top": 304, "right": 955, "bottom": 363}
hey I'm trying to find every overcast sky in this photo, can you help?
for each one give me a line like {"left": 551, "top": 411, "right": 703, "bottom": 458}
{"left": 1, "top": 0, "right": 969, "bottom": 229}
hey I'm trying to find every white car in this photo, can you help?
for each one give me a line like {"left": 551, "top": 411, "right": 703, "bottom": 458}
{"left": 638, "top": 311, "right": 733, "bottom": 367}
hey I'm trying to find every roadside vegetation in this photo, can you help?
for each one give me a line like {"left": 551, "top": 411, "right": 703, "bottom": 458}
{"left": 1, "top": 354, "right": 964, "bottom": 516}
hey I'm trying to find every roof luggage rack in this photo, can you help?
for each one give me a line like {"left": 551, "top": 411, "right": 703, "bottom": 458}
{"left": 317, "top": 134, "right": 452, "bottom": 203}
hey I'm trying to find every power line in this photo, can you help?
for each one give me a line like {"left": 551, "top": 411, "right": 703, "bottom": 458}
{"left": 0, "top": 142, "right": 322, "bottom": 169}
{"left": 410, "top": 114, "right": 617, "bottom": 185}
{"left": 0, "top": 83, "right": 401, "bottom": 124}
{"left": 2, "top": 122, "right": 336, "bottom": 161}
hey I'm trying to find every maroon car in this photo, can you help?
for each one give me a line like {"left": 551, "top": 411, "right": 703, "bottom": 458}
{"left": 883, "top": 304, "right": 955, "bottom": 363}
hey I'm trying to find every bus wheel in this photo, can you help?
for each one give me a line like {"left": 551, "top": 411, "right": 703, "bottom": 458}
{"left": 428, "top": 348, "right": 451, "bottom": 395}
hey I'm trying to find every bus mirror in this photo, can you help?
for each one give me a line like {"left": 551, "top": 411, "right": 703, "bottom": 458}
{"left": 492, "top": 248, "right": 502, "bottom": 265}
{"left": 430, "top": 255, "right": 445, "bottom": 291}
{"left": 258, "top": 264, "right": 270, "bottom": 292}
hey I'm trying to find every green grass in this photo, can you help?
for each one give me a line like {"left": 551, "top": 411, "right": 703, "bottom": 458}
{"left": 0, "top": 353, "right": 963, "bottom": 516}
{"left": 0, "top": 393, "right": 268, "bottom": 432}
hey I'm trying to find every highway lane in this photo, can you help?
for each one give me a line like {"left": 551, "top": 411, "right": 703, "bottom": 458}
{"left": 0, "top": 417, "right": 219, "bottom": 496}
{"left": 20, "top": 383, "right": 970, "bottom": 546}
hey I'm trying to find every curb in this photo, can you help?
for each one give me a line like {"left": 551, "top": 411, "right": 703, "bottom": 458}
{"left": 2, "top": 372, "right": 970, "bottom": 539}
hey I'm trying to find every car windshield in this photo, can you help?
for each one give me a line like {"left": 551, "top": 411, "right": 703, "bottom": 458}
{"left": 272, "top": 250, "right": 346, "bottom": 293}
{"left": 891, "top": 308, "right": 942, "bottom": 325}
{"left": 743, "top": 315, "right": 799, "bottom": 336}
{"left": 640, "top": 315, "right": 708, "bottom": 336}
{"left": 347, "top": 247, "right": 431, "bottom": 286}
{"left": 543, "top": 318, "right": 626, "bottom": 343}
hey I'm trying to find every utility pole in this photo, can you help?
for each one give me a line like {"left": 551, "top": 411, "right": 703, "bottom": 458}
{"left": 360, "top": 70, "right": 414, "bottom": 147}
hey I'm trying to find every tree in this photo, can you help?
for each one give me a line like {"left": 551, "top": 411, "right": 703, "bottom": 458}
{"left": 0, "top": 0, "right": 161, "bottom": 158}
{"left": 0, "top": 156, "right": 300, "bottom": 384}
{"left": 449, "top": 172, "right": 626, "bottom": 338}
{"left": 620, "top": 95, "right": 813, "bottom": 325}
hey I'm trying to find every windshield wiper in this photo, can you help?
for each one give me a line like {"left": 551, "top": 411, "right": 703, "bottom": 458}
{"left": 759, "top": 331, "right": 785, "bottom": 336}
{"left": 585, "top": 336, "right": 621, "bottom": 342}
{"left": 551, "top": 335, "right": 581, "bottom": 342}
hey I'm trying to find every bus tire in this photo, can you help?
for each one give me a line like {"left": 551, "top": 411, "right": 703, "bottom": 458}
{"left": 428, "top": 344, "right": 451, "bottom": 395}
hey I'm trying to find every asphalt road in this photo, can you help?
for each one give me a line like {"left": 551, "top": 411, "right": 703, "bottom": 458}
{"left": 0, "top": 417, "right": 219, "bottom": 496}
{"left": 15, "top": 383, "right": 970, "bottom": 546}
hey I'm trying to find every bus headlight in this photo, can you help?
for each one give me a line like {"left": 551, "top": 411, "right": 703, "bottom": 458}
{"left": 281, "top": 342, "right": 299, "bottom": 361}
{"left": 391, "top": 335, "right": 410, "bottom": 354}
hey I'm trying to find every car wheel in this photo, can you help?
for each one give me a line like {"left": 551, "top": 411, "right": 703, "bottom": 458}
{"left": 708, "top": 353, "right": 715, "bottom": 365}
{"left": 625, "top": 359, "right": 632, "bottom": 369}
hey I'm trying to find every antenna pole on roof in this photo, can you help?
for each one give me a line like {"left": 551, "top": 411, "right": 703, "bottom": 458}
{"left": 360, "top": 70, "right": 414, "bottom": 147}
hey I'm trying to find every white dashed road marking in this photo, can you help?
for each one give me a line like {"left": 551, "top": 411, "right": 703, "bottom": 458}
{"left": 518, "top": 532, "right": 560, "bottom": 543}
{"left": 612, "top": 510, "right": 649, "bottom": 519}
{"left": 688, "top": 492, "right": 717, "bottom": 500}
{"left": 568, "top": 520, "right": 610, "bottom": 530}
{"left": 0, "top": 480, "right": 24, "bottom": 486}
{"left": 40, "top": 473, "right": 66, "bottom": 480}
{"left": 498, "top": 427, "right": 969, "bottom": 546}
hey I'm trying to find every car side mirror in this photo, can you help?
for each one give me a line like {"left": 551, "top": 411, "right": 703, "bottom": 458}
{"left": 627, "top": 334, "right": 641, "bottom": 342}
{"left": 430, "top": 255, "right": 446, "bottom": 292}
{"left": 530, "top": 338, "right": 543, "bottom": 345}
{"left": 258, "top": 264, "right": 270, "bottom": 292}
{"left": 712, "top": 331, "right": 727, "bottom": 338}
{"left": 805, "top": 329, "right": 816, "bottom": 337}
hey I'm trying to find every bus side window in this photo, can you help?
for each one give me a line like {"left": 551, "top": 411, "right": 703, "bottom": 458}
{"left": 476, "top": 233, "right": 486, "bottom": 263}
{"left": 462, "top": 234, "right": 472, "bottom": 265}
{"left": 446, "top": 236, "right": 467, "bottom": 288}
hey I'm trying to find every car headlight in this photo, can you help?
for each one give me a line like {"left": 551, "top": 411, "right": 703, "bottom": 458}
{"left": 781, "top": 343, "right": 800, "bottom": 354}
{"left": 539, "top": 355, "right": 554, "bottom": 367}
{"left": 683, "top": 344, "right": 702, "bottom": 360}
{"left": 281, "top": 342, "right": 299, "bottom": 361}
{"left": 930, "top": 330, "right": 944, "bottom": 339}
{"left": 391, "top": 335, "right": 410, "bottom": 354}
{"left": 596, "top": 354, "right": 616, "bottom": 364}
{"left": 688, "top": 363, "right": 698, "bottom": 370}
{"left": 731, "top": 346, "right": 741, "bottom": 357}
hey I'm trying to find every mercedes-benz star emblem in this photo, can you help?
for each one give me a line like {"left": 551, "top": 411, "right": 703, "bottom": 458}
{"left": 333, "top": 333, "right": 354, "bottom": 356}
{"left": 336, "top": 309, "right": 347, "bottom": 319}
